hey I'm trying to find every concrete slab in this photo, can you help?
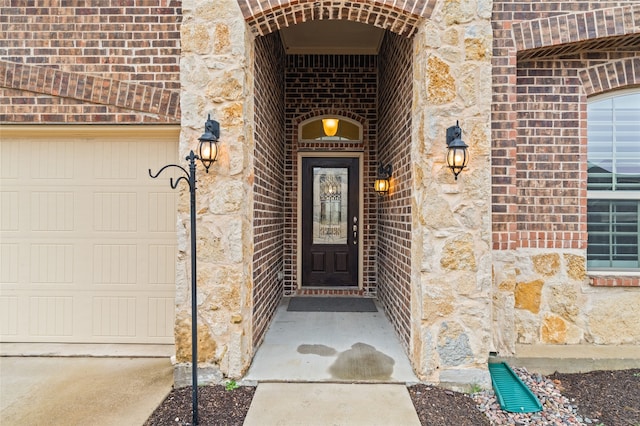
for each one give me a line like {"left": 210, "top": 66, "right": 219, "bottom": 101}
{"left": 243, "top": 383, "right": 421, "bottom": 426}
{"left": 494, "top": 344, "right": 640, "bottom": 375}
{"left": 244, "top": 299, "right": 417, "bottom": 384}
{"left": 0, "top": 357, "right": 173, "bottom": 426}
{"left": 1, "top": 343, "right": 174, "bottom": 358}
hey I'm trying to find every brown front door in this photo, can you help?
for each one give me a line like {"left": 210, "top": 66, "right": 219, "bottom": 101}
{"left": 301, "top": 157, "right": 359, "bottom": 286}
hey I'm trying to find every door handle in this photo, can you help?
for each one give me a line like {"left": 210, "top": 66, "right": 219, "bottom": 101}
{"left": 352, "top": 216, "right": 358, "bottom": 245}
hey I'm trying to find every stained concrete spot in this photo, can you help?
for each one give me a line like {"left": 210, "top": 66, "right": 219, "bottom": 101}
{"left": 297, "top": 344, "right": 338, "bottom": 357}
{"left": 329, "top": 343, "right": 394, "bottom": 381}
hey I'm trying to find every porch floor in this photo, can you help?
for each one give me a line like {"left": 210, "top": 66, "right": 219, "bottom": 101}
{"left": 243, "top": 298, "right": 418, "bottom": 384}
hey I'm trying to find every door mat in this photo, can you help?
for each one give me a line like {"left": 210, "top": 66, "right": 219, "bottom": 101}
{"left": 287, "top": 297, "right": 378, "bottom": 312}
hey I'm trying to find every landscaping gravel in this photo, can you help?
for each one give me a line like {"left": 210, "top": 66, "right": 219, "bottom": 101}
{"left": 145, "top": 368, "right": 640, "bottom": 425}
{"left": 472, "top": 366, "right": 592, "bottom": 425}
{"left": 471, "top": 367, "right": 640, "bottom": 425}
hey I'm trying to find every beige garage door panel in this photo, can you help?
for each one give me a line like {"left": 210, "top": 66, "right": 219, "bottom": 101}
{"left": 1, "top": 127, "right": 179, "bottom": 344}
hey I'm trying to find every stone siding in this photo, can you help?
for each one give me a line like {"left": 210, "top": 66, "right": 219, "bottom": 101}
{"left": 410, "top": 0, "right": 494, "bottom": 383}
{"left": 176, "top": 0, "right": 254, "bottom": 383}
{"left": 494, "top": 250, "right": 640, "bottom": 353}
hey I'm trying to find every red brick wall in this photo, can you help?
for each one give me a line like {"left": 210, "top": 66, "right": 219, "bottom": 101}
{"left": 0, "top": 0, "right": 181, "bottom": 123}
{"left": 377, "top": 32, "right": 413, "bottom": 348}
{"left": 284, "top": 55, "right": 378, "bottom": 295}
{"left": 492, "top": 1, "right": 640, "bottom": 251}
{"left": 252, "top": 33, "right": 286, "bottom": 348}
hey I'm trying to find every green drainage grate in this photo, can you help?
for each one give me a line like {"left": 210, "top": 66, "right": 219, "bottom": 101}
{"left": 488, "top": 362, "right": 543, "bottom": 413}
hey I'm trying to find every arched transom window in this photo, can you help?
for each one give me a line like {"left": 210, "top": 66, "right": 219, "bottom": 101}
{"left": 299, "top": 116, "right": 362, "bottom": 142}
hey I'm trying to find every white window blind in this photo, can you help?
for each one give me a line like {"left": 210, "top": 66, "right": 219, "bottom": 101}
{"left": 587, "top": 91, "right": 640, "bottom": 270}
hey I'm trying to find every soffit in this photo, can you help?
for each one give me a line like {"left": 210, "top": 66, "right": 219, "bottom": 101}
{"left": 518, "top": 33, "right": 640, "bottom": 60}
{"left": 279, "top": 20, "right": 385, "bottom": 55}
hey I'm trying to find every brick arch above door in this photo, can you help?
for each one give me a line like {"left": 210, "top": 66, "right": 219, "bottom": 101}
{"left": 236, "top": 0, "right": 438, "bottom": 37}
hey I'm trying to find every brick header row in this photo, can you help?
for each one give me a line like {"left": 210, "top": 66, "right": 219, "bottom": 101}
{"left": 590, "top": 275, "right": 640, "bottom": 287}
{"left": 579, "top": 57, "right": 640, "bottom": 96}
{"left": 0, "top": 60, "right": 180, "bottom": 122}
{"left": 512, "top": 5, "right": 640, "bottom": 53}
{"left": 237, "top": 0, "right": 437, "bottom": 37}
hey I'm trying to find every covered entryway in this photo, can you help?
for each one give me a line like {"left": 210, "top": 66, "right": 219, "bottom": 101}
{"left": 0, "top": 126, "right": 179, "bottom": 345}
{"left": 250, "top": 21, "right": 416, "bottom": 357}
{"left": 176, "top": 0, "right": 493, "bottom": 386}
{"left": 236, "top": 10, "right": 426, "bottom": 385}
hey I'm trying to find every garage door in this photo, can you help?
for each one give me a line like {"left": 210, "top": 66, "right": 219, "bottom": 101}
{"left": 0, "top": 126, "right": 179, "bottom": 344}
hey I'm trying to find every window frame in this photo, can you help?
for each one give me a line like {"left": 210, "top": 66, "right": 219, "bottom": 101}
{"left": 298, "top": 115, "right": 363, "bottom": 142}
{"left": 586, "top": 89, "right": 640, "bottom": 273}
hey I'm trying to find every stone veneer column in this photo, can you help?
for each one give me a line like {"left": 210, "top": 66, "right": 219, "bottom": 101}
{"left": 175, "top": 0, "right": 254, "bottom": 385}
{"left": 410, "top": 0, "right": 493, "bottom": 387}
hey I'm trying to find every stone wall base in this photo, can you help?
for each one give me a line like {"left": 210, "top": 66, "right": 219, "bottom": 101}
{"left": 437, "top": 368, "right": 492, "bottom": 392}
{"left": 493, "top": 344, "right": 640, "bottom": 375}
{"left": 173, "top": 363, "right": 224, "bottom": 388}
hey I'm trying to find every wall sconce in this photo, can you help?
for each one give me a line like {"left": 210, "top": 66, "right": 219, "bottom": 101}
{"left": 198, "top": 114, "right": 220, "bottom": 173}
{"left": 322, "top": 118, "right": 339, "bottom": 136}
{"left": 446, "top": 120, "right": 469, "bottom": 180}
{"left": 374, "top": 163, "right": 392, "bottom": 196}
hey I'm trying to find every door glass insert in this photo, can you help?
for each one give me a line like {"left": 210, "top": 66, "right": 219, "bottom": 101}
{"left": 312, "top": 167, "right": 348, "bottom": 244}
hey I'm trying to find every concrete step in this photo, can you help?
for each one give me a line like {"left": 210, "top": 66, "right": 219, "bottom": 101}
{"left": 244, "top": 383, "right": 421, "bottom": 426}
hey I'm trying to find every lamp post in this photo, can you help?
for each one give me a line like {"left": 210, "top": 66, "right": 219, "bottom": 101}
{"left": 149, "top": 114, "right": 220, "bottom": 426}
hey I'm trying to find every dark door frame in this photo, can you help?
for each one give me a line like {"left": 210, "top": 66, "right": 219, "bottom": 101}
{"left": 297, "top": 151, "right": 363, "bottom": 289}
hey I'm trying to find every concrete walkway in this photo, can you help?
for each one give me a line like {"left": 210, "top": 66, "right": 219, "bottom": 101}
{"left": 244, "top": 299, "right": 418, "bottom": 384}
{"left": 0, "top": 357, "right": 173, "bottom": 426}
{"left": 242, "top": 299, "right": 421, "bottom": 426}
{"left": 244, "top": 383, "right": 421, "bottom": 426}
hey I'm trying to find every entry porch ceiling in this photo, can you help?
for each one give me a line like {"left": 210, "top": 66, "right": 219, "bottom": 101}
{"left": 279, "top": 20, "right": 385, "bottom": 55}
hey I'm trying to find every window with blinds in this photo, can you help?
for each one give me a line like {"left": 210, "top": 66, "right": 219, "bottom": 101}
{"left": 587, "top": 91, "right": 640, "bottom": 270}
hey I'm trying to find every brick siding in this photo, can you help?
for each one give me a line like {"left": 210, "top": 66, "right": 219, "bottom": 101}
{"left": 0, "top": 1, "right": 181, "bottom": 123}
{"left": 590, "top": 276, "right": 640, "bottom": 287}
{"left": 252, "top": 32, "right": 286, "bottom": 348}
{"left": 284, "top": 55, "right": 379, "bottom": 296}
{"left": 377, "top": 32, "right": 413, "bottom": 349}
{"left": 491, "top": 1, "right": 640, "bottom": 251}
{"left": 236, "top": 0, "right": 438, "bottom": 38}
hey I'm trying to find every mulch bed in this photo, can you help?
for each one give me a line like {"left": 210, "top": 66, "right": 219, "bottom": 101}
{"left": 407, "top": 384, "right": 491, "bottom": 425}
{"left": 145, "top": 369, "right": 640, "bottom": 425}
{"left": 550, "top": 369, "right": 640, "bottom": 426}
{"left": 144, "top": 386, "right": 255, "bottom": 426}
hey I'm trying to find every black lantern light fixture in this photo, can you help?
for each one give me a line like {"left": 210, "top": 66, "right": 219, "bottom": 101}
{"left": 374, "top": 163, "right": 393, "bottom": 196}
{"left": 149, "top": 114, "right": 220, "bottom": 426}
{"left": 445, "top": 120, "right": 469, "bottom": 180}
{"left": 198, "top": 114, "right": 220, "bottom": 172}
